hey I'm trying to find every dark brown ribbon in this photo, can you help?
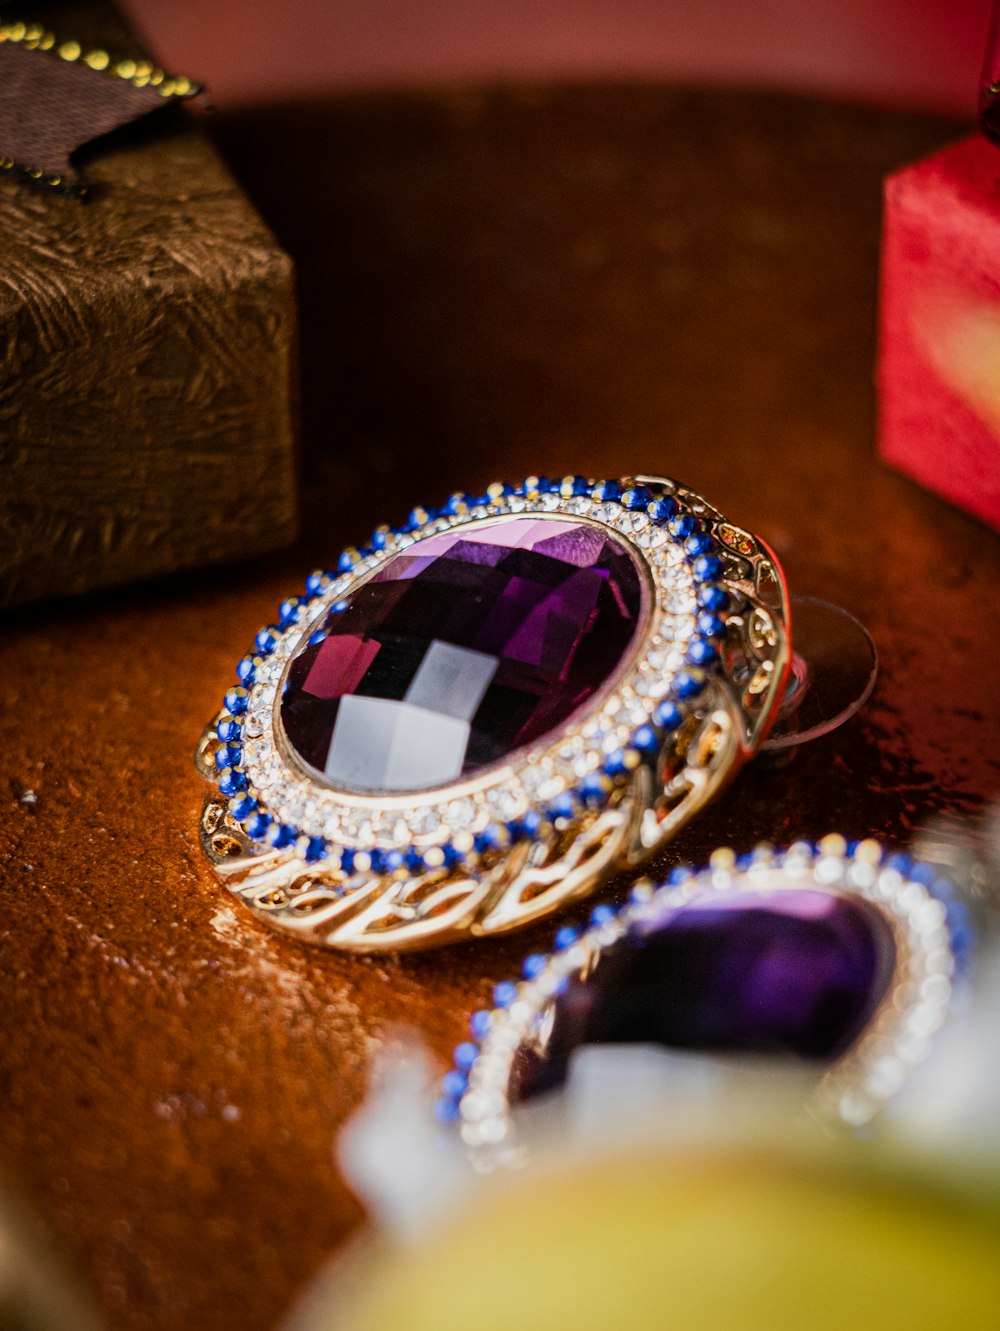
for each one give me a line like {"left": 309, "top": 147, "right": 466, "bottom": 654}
{"left": 0, "top": 21, "right": 199, "bottom": 195}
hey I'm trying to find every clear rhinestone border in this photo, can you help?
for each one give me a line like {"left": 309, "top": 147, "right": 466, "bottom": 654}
{"left": 446, "top": 838, "right": 968, "bottom": 1159}
{"left": 237, "top": 490, "right": 698, "bottom": 851}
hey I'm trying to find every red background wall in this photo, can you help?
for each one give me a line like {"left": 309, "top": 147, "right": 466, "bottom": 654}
{"left": 124, "top": 0, "right": 991, "bottom": 115}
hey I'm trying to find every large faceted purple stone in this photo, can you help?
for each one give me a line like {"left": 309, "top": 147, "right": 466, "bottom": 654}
{"left": 280, "top": 516, "right": 648, "bottom": 792}
{"left": 516, "top": 890, "right": 895, "bottom": 1101}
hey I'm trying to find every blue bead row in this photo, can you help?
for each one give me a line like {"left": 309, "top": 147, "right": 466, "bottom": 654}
{"left": 213, "top": 476, "right": 733, "bottom": 877}
{"left": 725, "top": 841, "right": 972, "bottom": 970}
{"left": 434, "top": 839, "right": 974, "bottom": 1126}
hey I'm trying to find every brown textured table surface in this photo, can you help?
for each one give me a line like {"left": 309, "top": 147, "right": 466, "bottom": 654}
{"left": 2, "top": 85, "right": 999, "bottom": 1331}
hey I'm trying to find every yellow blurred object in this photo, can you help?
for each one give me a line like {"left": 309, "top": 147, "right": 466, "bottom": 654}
{"left": 0, "top": 1170, "right": 106, "bottom": 1331}
{"left": 313, "top": 1150, "right": 1000, "bottom": 1331}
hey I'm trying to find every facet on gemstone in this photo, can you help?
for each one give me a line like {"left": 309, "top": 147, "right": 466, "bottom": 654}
{"left": 278, "top": 515, "right": 650, "bottom": 794}
{"left": 514, "top": 889, "right": 895, "bottom": 1101}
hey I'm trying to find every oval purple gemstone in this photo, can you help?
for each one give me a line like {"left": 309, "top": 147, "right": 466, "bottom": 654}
{"left": 280, "top": 516, "right": 649, "bottom": 793}
{"left": 516, "top": 889, "right": 895, "bottom": 1101}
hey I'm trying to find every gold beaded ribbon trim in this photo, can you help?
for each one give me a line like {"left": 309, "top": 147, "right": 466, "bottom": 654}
{"left": 0, "top": 19, "right": 200, "bottom": 195}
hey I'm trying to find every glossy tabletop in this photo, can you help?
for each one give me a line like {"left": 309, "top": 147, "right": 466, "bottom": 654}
{"left": 1, "top": 86, "right": 998, "bottom": 1331}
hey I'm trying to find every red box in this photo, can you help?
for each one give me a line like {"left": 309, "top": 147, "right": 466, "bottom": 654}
{"left": 879, "top": 134, "right": 1000, "bottom": 532}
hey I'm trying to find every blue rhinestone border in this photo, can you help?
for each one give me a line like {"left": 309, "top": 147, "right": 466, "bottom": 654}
{"left": 208, "top": 476, "right": 739, "bottom": 877}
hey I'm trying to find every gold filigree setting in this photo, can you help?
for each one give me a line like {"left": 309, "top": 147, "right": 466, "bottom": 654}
{"left": 196, "top": 476, "right": 791, "bottom": 950}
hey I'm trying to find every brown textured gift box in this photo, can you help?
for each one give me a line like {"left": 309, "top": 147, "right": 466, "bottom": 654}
{"left": 0, "top": 1, "right": 297, "bottom": 609}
